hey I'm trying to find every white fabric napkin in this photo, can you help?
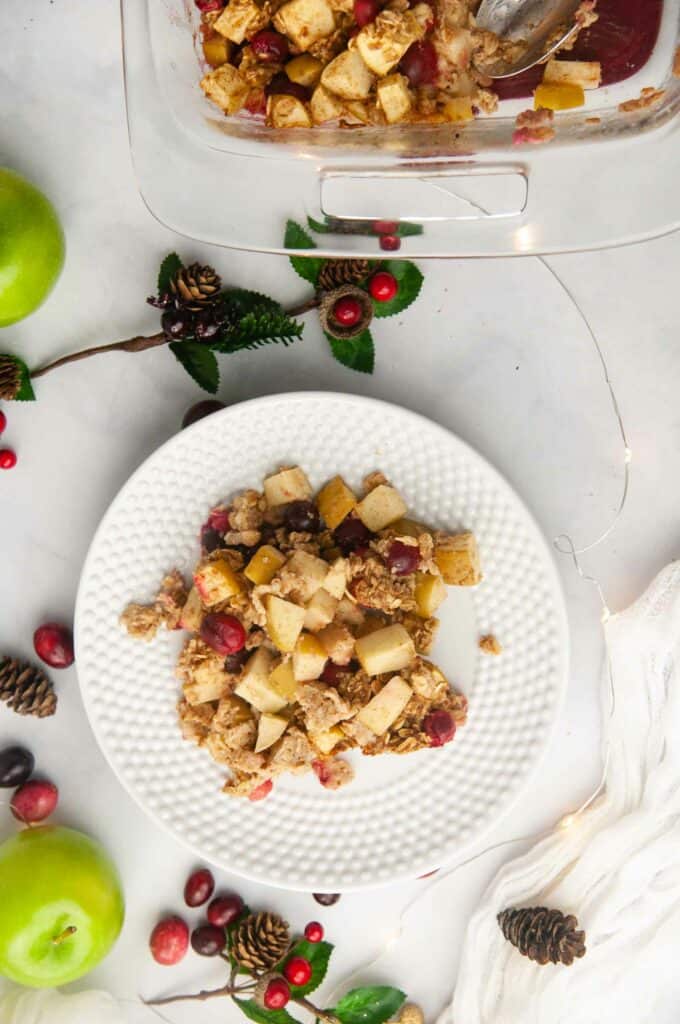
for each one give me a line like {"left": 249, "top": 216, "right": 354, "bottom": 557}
{"left": 440, "top": 560, "right": 680, "bottom": 1024}
{"left": 0, "top": 987, "right": 125, "bottom": 1023}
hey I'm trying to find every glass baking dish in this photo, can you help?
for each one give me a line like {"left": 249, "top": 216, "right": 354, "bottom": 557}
{"left": 122, "top": 0, "right": 680, "bottom": 255}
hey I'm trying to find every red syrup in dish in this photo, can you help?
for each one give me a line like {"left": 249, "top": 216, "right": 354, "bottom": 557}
{"left": 492, "top": 0, "right": 664, "bottom": 101}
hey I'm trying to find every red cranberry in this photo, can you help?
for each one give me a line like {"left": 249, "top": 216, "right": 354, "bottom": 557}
{"left": 284, "top": 955, "right": 313, "bottom": 987}
{"left": 423, "top": 709, "right": 456, "bottom": 747}
{"left": 334, "top": 516, "right": 373, "bottom": 554}
{"left": 386, "top": 540, "right": 419, "bottom": 575}
{"left": 285, "top": 500, "right": 320, "bottom": 533}
{"left": 353, "top": 0, "right": 379, "bottom": 26}
{"left": 0, "top": 449, "right": 17, "bottom": 470}
{"left": 182, "top": 400, "right": 225, "bottom": 429}
{"left": 304, "top": 921, "right": 324, "bottom": 942}
{"left": 264, "top": 978, "right": 290, "bottom": 1010}
{"left": 266, "top": 74, "right": 310, "bottom": 102}
{"left": 312, "top": 760, "right": 331, "bottom": 787}
{"left": 249, "top": 778, "right": 273, "bottom": 801}
{"left": 207, "top": 892, "right": 244, "bottom": 927}
{"left": 200, "top": 613, "right": 246, "bottom": 655}
{"left": 184, "top": 868, "right": 215, "bottom": 907}
{"left": 373, "top": 220, "right": 398, "bottom": 234}
{"left": 313, "top": 892, "right": 341, "bottom": 906}
{"left": 400, "top": 39, "right": 438, "bottom": 86}
{"left": 191, "top": 924, "right": 225, "bottom": 956}
{"left": 201, "top": 525, "right": 225, "bottom": 553}
{"left": 0, "top": 411, "right": 6, "bottom": 435}
{"left": 379, "top": 234, "right": 401, "bottom": 252}
{"left": 33, "top": 622, "right": 74, "bottom": 669}
{"left": 333, "top": 297, "right": 363, "bottom": 327}
{"left": 252, "top": 30, "right": 289, "bottom": 62}
{"left": 208, "top": 507, "right": 231, "bottom": 533}
{"left": 245, "top": 89, "right": 268, "bottom": 115}
{"left": 10, "top": 779, "right": 58, "bottom": 823}
{"left": 320, "top": 661, "right": 347, "bottom": 685}
{"left": 195, "top": 0, "right": 224, "bottom": 10}
{"left": 369, "top": 271, "right": 398, "bottom": 302}
{"left": 150, "top": 916, "right": 190, "bottom": 965}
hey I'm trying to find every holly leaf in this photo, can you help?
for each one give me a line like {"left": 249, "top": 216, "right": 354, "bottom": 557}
{"left": 223, "top": 288, "right": 279, "bottom": 316}
{"left": 212, "top": 309, "right": 302, "bottom": 353}
{"left": 331, "top": 987, "right": 406, "bottom": 1024}
{"left": 2, "top": 354, "right": 35, "bottom": 401}
{"left": 325, "top": 330, "right": 374, "bottom": 374}
{"left": 169, "top": 341, "right": 219, "bottom": 393}
{"left": 235, "top": 999, "right": 302, "bottom": 1024}
{"left": 285, "top": 220, "right": 323, "bottom": 285}
{"left": 371, "top": 262, "right": 423, "bottom": 319}
{"left": 157, "top": 252, "right": 183, "bottom": 294}
{"left": 307, "top": 215, "right": 330, "bottom": 233}
{"left": 282, "top": 939, "right": 334, "bottom": 995}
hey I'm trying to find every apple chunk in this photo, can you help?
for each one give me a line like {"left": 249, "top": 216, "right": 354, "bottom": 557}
{"left": 323, "top": 557, "right": 348, "bottom": 599}
{"left": 356, "top": 676, "right": 413, "bottom": 735}
{"left": 355, "top": 624, "right": 415, "bottom": 676}
{"left": 244, "top": 545, "right": 286, "bottom": 585}
{"left": 304, "top": 589, "right": 338, "bottom": 632}
{"left": 310, "top": 726, "right": 344, "bottom": 754}
{"left": 317, "top": 476, "right": 357, "bottom": 530}
{"left": 434, "top": 532, "right": 481, "bottom": 586}
{"left": 414, "top": 573, "right": 446, "bottom": 618}
{"left": 255, "top": 713, "right": 289, "bottom": 753}
{"left": 179, "top": 587, "right": 203, "bottom": 632}
{"left": 265, "top": 595, "right": 306, "bottom": 653}
{"left": 263, "top": 466, "right": 313, "bottom": 507}
{"left": 235, "top": 648, "right": 288, "bottom": 712}
{"left": 268, "top": 659, "right": 298, "bottom": 701}
{"left": 193, "top": 557, "right": 243, "bottom": 606}
{"left": 286, "top": 550, "right": 329, "bottom": 602}
{"left": 356, "top": 485, "right": 407, "bottom": 532}
{"left": 292, "top": 632, "right": 328, "bottom": 682}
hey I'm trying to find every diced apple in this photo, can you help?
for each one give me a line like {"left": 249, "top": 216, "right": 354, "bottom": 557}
{"left": 354, "top": 10, "right": 425, "bottom": 76}
{"left": 244, "top": 545, "right": 286, "bottom": 585}
{"left": 193, "top": 557, "right": 244, "bottom": 606}
{"left": 268, "top": 659, "right": 298, "bottom": 701}
{"left": 286, "top": 54, "right": 324, "bottom": 87}
{"left": 310, "top": 726, "right": 344, "bottom": 754}
{"left": 201, "top": 63, "right": 249, "bottom": 115}
{"left": 255, "top": 713, "right": 289, "bottom": 752}
{"left": 317, "top": 622, "right": 355, "bottom": 664}
{"left": 235, "top": 648, "right": 288, "bottom": 712}
{"left": 441, "top": 96, "right": 474, "bottom": 122}
{"left": 286, "top": 550, "right": 329, "bottom": 601}
{"left": 392, "top": 517, "right": 428, "bottom": 537}
{"left": 214, "top": 0, "right": 268, "bottom": 43}
{"left": 323, "top": 557, "right": 348, "bottom": 599}
{"left": 533, "top": 82, "right": 585, "bottom": 111}
{"left": 269, "top": 94, "right": 312, "bottom": 129}
{"left": 292, "top": 632, "right": 328, "bottom": 682}
{"left": 183, "top": 657, "right": 230, "bottom": 705}
{"left": 356, "top": 484, "right": 407, "bottom": 532}
{"left": 542, "top": 58, "right": 601, "bottom": 90}
{"left": 436, "top": 26, "right": 472, "bottom": 69}
{"left": 273, "top": 0, "right": 336, "bottom": 52}
{"left": 377, "top": 73, "right": 412, "bottom": 124}
{"left": 179, "top": 587, "right": 203, "bottom": 632}
{"left": 355, "top": 624, "right": 416, "bottom": 676}
{"left": 265, "top": 595, "right": 306, "bottom": 653}
{"left": 335, "top": 596, "right": 365, "bottom": 628}
{"left": 310, "top": 84, "right": 344, "bottom": 124}
{"left": 203, "top": 33, "right": 232, "bottom": 68}
{"left": 414, "top": 572, "right": 447, "bottom": 618}
{"left": 321, "top": 49, "right": 374, "bottom": 100}
{"left": 263, "top": 466, "right": 313, "bottom": 507}
{"left": 434, "top": 532, "right": 481, "bottom": 586}
{"left": 317, "top": 476, "right": 357, "bottom": 530}
{"left": 356, "top": 675, "right": 412, "bottom": 735}
{"left": 304, "top": 589, "right": 338, "bottom": 632}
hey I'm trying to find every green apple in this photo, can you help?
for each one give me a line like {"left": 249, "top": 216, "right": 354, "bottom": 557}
{"left": 0, "top": 168, "right": 65, "bottom": 327}
{"left": 0, "top": 826, "right": 124, "bottom": 988}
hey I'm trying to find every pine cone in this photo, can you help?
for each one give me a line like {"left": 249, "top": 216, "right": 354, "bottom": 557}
{"left": 170, "top": 263, "right": 222, "bottom": 311}
{"left": 232, "top": 912, "right": 290, "bottom": 972}
{"left": 498, "top": 906, "right": 586, "bottom": 966}
{"left": 0, "top": 657, "right": 57, "bottom": 717}
{"left": 0, "top": 357, "right": 22, "bottom": 401}
{"left": 317, "top": 259, "right": 370, "bottom": 292}
{"left": 318, "top": 284, "right": 374, "bottom": 341}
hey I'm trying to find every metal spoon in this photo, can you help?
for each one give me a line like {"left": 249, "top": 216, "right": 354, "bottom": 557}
{"left": 473, "top": 0, "right": 585, "bottom": 78}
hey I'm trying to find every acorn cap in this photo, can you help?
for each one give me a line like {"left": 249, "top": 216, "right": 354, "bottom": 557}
{"left": 318, "top": 285, "right": 373, "bottom": 341}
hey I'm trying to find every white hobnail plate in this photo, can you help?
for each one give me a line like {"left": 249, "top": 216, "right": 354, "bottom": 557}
{"left": 76, "top": 392, "right": 568, "bottom": 891}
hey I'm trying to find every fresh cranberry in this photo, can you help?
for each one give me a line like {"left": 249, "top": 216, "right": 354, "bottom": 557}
{"left": 386, "top": 540, "right": 419, "bottom": 575}
{"left": 195, "top": 0, "right": 224, "bottom": 10}
{"left": 10, "top": 779, "right": 58, "bottom": 823}
{"left": 266, "top": 74, "right": 310, "bottom": 102}
{"left": 313, "top": 892, "right": 341, "bottom": 906}
{"left": 264, "top": 978, "right": 290, "bottom": 1010}
{"left": 285, "top": 500, "right": 321, "bottom": 533}
{"left": 150, "top": 916, "right": 190, "bottom": 965}
{"left": 334, "top": 517, "right": 373, "bottom": 554}
{"left": 0, "top": 449, "right": 17, "bottom": 470}
{"left": 284, "top": 955, "right": 313, "bottom": 987}
{"left": 369, "top": 271, "right": 398, "bottom": 302}
{"left": 249, "top": 778, "right": 273, "bottom": 801}
{"left": 207, "top": 892, "right": 244, "bottom": 927}
{"left": 333, "top": 297, "right": 363, "bottom": 327}
{"left": 400, "top": 39, "right": 438, "bottom": 86}
{"left": 423, "top": 709, "right": 456, "bottom": 747}
{"left": 33, "top": 622, "right": 74, "bottom": 669}
{"left": 182, "top": 400, "right": 226, "bottom": 429}
{"left": 201, "top": 525, "right": 225, "bottom": 553}
{"left": 200, "top": 613, "right": 246, "bottom": 655}
{"left": 0, "top": 411, "right": 6, "bottom": 435}
{"left": 304, "top": 921, "right": 324, "bottom": 942}
{"left": 192, "top": 924, "right": 226, "bottom": 956}
{"left": 252, "top": 30, "right": 289, "bottom": 62}
{"left": 353, "top": 0, "right": 379, "bottom": 26}
{"left": 379, "top": 234, "right": 401, "bottom": 252}
{"left": 373, "top": 220, "right": 398, "bottom": 234}
{"left": 208, "top": 507, "right": 231, "bottom": 533}
{"left": 184, "top": 868, "right": 215, "bottom": 907}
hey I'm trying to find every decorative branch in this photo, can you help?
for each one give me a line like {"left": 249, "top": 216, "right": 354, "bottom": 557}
{"left": 30, "top": 332, "right": 167, "bottom": 378}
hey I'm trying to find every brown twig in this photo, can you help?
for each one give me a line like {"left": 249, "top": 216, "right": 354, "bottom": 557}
{"left": 31, "top": 332, "right": 168, "bottom": 378}
{"left": 145, "top": 983, "right": 236, "bottom": 1007}
{"left": 285, "top": 296, "right": 321, "bottom": 317}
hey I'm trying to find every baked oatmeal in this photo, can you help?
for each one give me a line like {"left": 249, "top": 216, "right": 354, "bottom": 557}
{"left": 122, "top": 466, "right": 479, "bottom": 800}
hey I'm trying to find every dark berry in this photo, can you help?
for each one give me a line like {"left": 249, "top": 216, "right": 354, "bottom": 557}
{"left": 191, "top": 924, "right": 225, "bottom": 956}
{"left": 385, "top": 540, "right": 419, "bottom": 575}
{"left": 150, "top": 916, "right": 190, "bottom": 965}
{"left": 225, "top": 648, "right": 250, "bottom": 674}
{"left": 423, "top": 709, "right": 456, "bottom": 747}
{"left": 200, "top": 613, "right": 247, "bottom": 656}
{"left": 285, "top": 500, "right": 321, "bottom": 533}
{"left": 304, "top": 921, "right": 324, "bottom": 942}
{"left": 313, "top": 893, "right": 341, "bottom": 906}
{"left": 0, "top": 449, "right": 17, "bottom": 470}
{"left": 147, "top": 291, "right": 173, "bottom": 309}
{"left": 372, "top": 220, "right": 398, "bottom": 234}
{"left": 0, "top": 411, "right": 6, "bottom": 435}
{"left": 184, "top": 868, "right": 215, "bottom": 907}
{"left": 284, "top": 955, "right": 313, "bottom": 987}
{"left": 207, "top": 892, "right": 244, "bottom": 927}
{"left": 194, "top": 316, "right": 221, "bottom": 341}
{"left": 334, "top": 517, "right": 372, "bottom": 554}
{"left": 195, "top": 0, "right": 224, "bottom": 10}
{"left": 333, "top": 297, "right": 363, "bottom": 327}
{"left": 161, "top": 309, "right": 191, "bottom": 339}
{"left": 264, "top": 978, "right": 290, "bottom": 1009}
{"left": 353, "top": 0, "right": 379, "bottom": 25}
{"left": 0, "top": 746, "right": 35, "bottom": 789}
{"left": 320, "top": 661, "right": 347, "bottom": 685}
{"left": 201, "top": 525, "right": 225, "bottom": 553}
{"left": 266, "top": 74, "right": 310, "bottom": 101}
{"left": 208, "top": 507, "right": 231, "bottom": 532}
{"left": 33, "top": 622, "right": 74, "bottom": 668}
{"left": 400, "top": 39, "right": 438, "bottom": 86}
{"left": 369, "top": 271, "right": 398, "bottom": 302}
{"left": 182, "top": 400, "right": 226, "bottom": 429}
{"left": 11, "top": 779, "right": 58, "bottom": 823}
{"left": 252, "top": 29, "right": 289, "bottom": 62}
{"left": 379, "top": 234, "right": 401, "bottom": 252}
{"left": 249, "top": 778, "right": 273, "bottom": 801}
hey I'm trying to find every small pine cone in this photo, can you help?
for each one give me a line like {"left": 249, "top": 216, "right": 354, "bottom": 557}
{"left": 0, "top": 657, "right": 57, "bottom": 717}
{"left": 317, "top": 259, "right": 370, "bottom": 292}
{"left": 0, "top": 356, "right": 22, "bottom": 401}
{"left": 170, "top": 263, "right": 222, "bottom": 311}
{"left": 498, "top": 906, "right": 586, "bottom": 966}
{"left": 232, "top": 912, "right": 291, "bottom": 972}
{"left": 318, "top": 285, "right": 373, "bottom": 341}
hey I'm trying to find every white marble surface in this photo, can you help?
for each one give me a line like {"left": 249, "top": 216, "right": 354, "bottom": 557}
{"left": 2, "top": 1, "right": 680, "bottom": 1020}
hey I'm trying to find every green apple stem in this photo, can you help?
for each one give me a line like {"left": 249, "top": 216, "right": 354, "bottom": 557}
{"left": 52, "top": 925, "right": 77, "bottom": 944}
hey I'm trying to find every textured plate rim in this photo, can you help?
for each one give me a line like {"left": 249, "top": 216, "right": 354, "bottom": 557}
{"left": 75, "top": 391, "right": 569, "bottom": 891}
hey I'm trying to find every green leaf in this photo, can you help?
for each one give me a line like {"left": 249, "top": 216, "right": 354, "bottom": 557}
{"left": 331, "top": 987, "right": 406, "bottom": 1024}
{"left": 306, "top": 216, "right": 423, "bottom": 238}
{"left": 169, "top": 341, "right": 219, "bottom": 393}
{"left": 283, "top": 940, "right": 334, "bottom": 995}
{"left": 396, "top": 222, "right": 423, "bottom": 237}
{"left": 157, "top": 252, "right": 183, "bottom": 293}
{"left": 325, "top": 330, "right": 374, "bottom": 374}
{"left": 223, "top": 289, "right": 279, "bottom": 316}
{"left": 235, "top": 999, "right": 302, "bottom": 1024}
{"left": 211, "top": 308, "right": 303, "bottom": 354}
{"left": 2, "top": 355, "right": 35, "bottom": 401}
{"left": 371, "top": 262, "right": 423, "bottom": 319}
{"left": 307, "top": 215, "right": 330, "bottom": 234}
{"left": 285, "top": 219, "right": 323, "bottom": 285}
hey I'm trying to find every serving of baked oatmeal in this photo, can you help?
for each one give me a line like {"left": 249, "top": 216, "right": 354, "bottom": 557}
{"left": 122, "top": 466, "right": 479, "bottom": 800}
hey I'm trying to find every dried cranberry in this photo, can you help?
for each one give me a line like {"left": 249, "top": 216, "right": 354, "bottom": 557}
{"left": 266, "top": 74, "right": 310, "bottom": 102}
{"left": 423, "top": 709, "right": 456, "bottom": 747}
{"left": 320, "top": 661, "right": 346, "bottom": 685}
{"left": 249, "top": 779, "right": 273, "bottom": 801}
{"left": 225, "top": 648, "right": 250, "bottom": 674}
{"left": 386, "top": 540, "right": 419, "bottom": 575}
{"left": 201, "top": 525, "right": 225, "bottom": 553}
{"left": 245, "top": 89, "right": 267, "bottom": 115}
{"left": 251, "top": 30, "right": 289, "bottom": 62}
{"left": 195, "top": 0, "right": 224, "bottom": 11}
{"left": 208, "top": 507, "right": 231, "bottom": 533}
{"left": 353, "top": 0, "right": 379, "bottom": 26}
{"left": 334, "top": 517, "right": 372, "bottom": 554}
{"left": 200, "top": 613, "right": 247, "bottom": 655}
{"left": 285, "top": 500, "right": 321, "bottom": 533}
{"left": 399, "top": 39, "right": 438, "bottom": 86}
